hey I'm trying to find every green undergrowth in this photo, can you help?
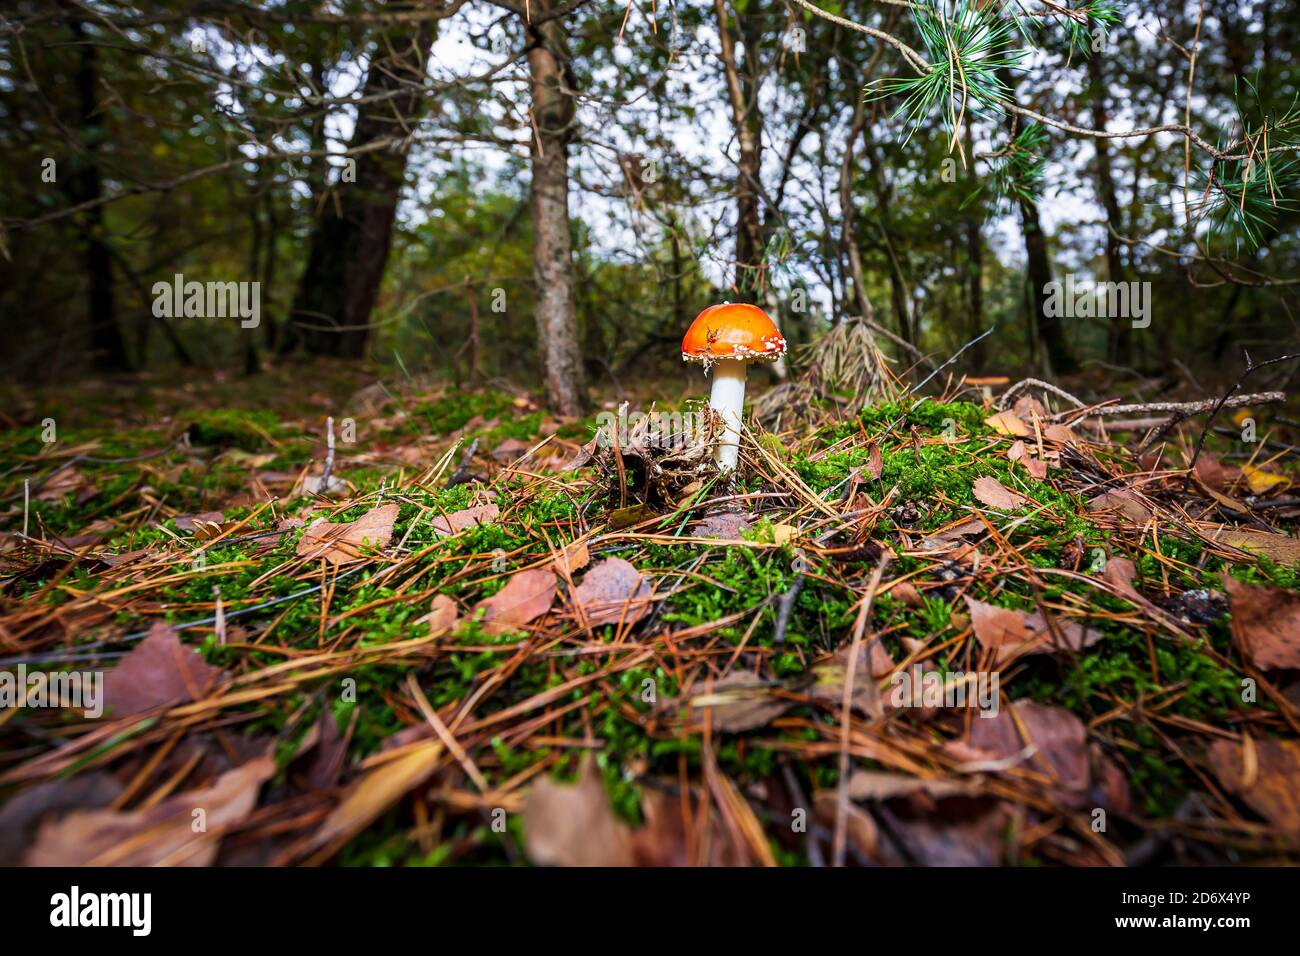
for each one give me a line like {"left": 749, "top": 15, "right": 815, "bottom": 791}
{"left": 4, "top": 393, "right": 1298, "bottom": 863}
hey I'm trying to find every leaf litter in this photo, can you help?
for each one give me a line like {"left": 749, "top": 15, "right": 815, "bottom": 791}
{"left": 1, "top": 372, "right": 1300, "bottom": 867}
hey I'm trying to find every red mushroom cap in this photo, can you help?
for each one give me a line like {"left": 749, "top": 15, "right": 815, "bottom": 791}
{"left": 681, "top": 303, "right": 786, "bottom": 364}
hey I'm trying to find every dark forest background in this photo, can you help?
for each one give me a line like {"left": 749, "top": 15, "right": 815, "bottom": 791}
{"left": 2, "top": 0, "right": 1298, "bottom": 413}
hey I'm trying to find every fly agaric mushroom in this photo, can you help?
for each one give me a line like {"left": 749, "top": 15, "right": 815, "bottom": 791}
{"left": 682, "top": 302, "right": 787, "bottom": 472}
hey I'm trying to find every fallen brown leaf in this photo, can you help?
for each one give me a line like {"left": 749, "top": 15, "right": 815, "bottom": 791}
{"left": 964, "top": 596, "right": 1100, "bottom": 667}
{"left": 984, "top": 411, "right": 1031, "bottom": 437}
{"left": 550, "top": 538, "right": 590, "bottom": 575}
{"left": 474, "top": 567, "right": 557, "bottom": 635}
{"left": 430, "top": 503, "right": 499, "bottom": 536}
{"left": 0, "top": 774, "right": 122, "bottom": 866}
{"left": 571, "top": 557, "right": 654, "bottom": 627}
{"left": 296, "top": 502, "right": 398, "bottom": 564}
{"left": 972, "top": 475, "right": 1028, "bottom": 510}
{"left": 807, "top": 641, "right": 892, "bottom": 718}
{"left": 1224, "top": 578, "right": 1300, "bottom": 671}
{"left": 490, "top": 437, "right": 532, "bottom": 462}
{"left": 1206, "top": 737, "right": 1300, "bottom": 834}
{"left": 106, "top": 621, "right": 230, "bottom": 717}
{"left": 25, "top": 757, "right": 274, "bottom": 866}
{"left": 174, "top": 510, "right": 224, "bottom": 533}
{"left": 1087, "top": 488, "right": 1152, "bottom": 525}
{"left": 413, "top": 594, "right": 460, "bottom": 634}
{"left": 524, "top": 760, "right": 746, "bottom": 867}
{"left": 691, "top": 511, "right": 752, "bottom": 539}
{"left": 964, "top": 700, "right": 1090, "bottom": 799}
{"left": 1206, "top": 526, "right": 1300, "bottom": 565}
{"left": 862, "top": 441, "right": 884, "bottom": 479}
{"left": 523, "top": 759, "right": 635, "bottom": 866}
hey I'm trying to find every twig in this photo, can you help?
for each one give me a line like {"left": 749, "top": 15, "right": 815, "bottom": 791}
{"left": 1185, "top": 350, "right": 1300, "bottom": 482}
{"left": 446, "top": 438, "right": 481, "bottom": 487}
{"left": 1064, "top": 391, "right": 1285, "bottom": 421}
{"left": 772, "top": 561, "right": 806, "bottom": 645}
{"left": 998, "top": 377, "right": 1087, "bottom": 411}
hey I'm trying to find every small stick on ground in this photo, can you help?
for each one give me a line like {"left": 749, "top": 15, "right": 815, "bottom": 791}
{"left": 1185, "top": 349, "right": 1299, "bottom": 483}
{"left": 446, "top": 438, "right": 481, "bottom": 487}
{"left": 772, "top": 559, "right": 806, "bottom": 645}
{"left": 999, "top": 377, "right": 1087, "bottom": 411}
{"left": 1062, "top": 390, "right": 1285, "bottom": 422}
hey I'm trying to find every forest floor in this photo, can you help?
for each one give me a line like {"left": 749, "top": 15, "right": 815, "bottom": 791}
{"left": 2, "top": 359, "right": 1299, "bottom": 866}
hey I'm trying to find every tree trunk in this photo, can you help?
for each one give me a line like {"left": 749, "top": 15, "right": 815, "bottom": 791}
{"left": 713, "top": 0, "right": 765, "bottom": 301}
{"left": 526, "top": 0, "right": 587, "bottom": 416}
{"left": 1088, "top": 50, "right": 1131, "bottom": 366}
{"left": 262, "top": 189, "right": 280, "bottom": 351}
{"left": 1002, "top": 80, "right": 1075, "bottom": 375}
{"left": 1015, "top": 191, "right": 1075, "bottom": 374}
{"left": 290, "top": 12, "right": 435, "bottom": 358}
{"left": 70, "top": 18, "right": 128, "bottom": 371}
{"left": 839, "top": 91, "right": 875, "bottom": 324}
{"left": 861, "top": 124, "right": 915, "bottom": 344}
{"left": 965, "top": 124, "right": 985, "bottom": 368}
{"left": 245, "top": 177, "right": 263, "bottom": 376}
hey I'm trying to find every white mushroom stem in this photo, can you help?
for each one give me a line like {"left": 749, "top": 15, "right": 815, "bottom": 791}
{"left": 709, "top": 359, "right": 749, "bottom": 472}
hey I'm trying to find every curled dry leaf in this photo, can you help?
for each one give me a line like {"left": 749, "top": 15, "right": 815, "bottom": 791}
{"left": 106, "top": 621, "right": 230, "bottom": 717}
{"left": 1007, "top": 440, "right": 1048, "bottom": 479}
{"left": 972, "top": 475, "right": 1028, "bottom": 511}
{"left": 296, "top": 502, "right": 398, "bottom": 565}
{"left": 984, "top": 411, "right": 1031, "bottom": 437}
{"left": 1012, "top": 394, "right": 1048, "bottom": 421}
{"left": 474, "top": 567, "right": 557, "bottom": 635}
{"left": 1041, "top": 423, "right": 1076, "bottom": 445}
{"left": 429, "top": 503, "right": 499, "bottom": 536}
{"left": 964, "top": 596, "right": 1100, "bottom": 667}
{"left": 1087, "top": 488, "right": 1152, "bottom": 526}
{"left": 1206, "top": 526, "right": 1300, "bottom": 565}
{"left": 550, "top": 538, "right": 590, "bottom": 576}
{"left": 174, "top": 510, "right": 224, "bottom": 533}
{"left": 862, "top": 441, "right": 884, "bottom": 479}
{"left": 25, "top": 757, "right": 274, "bottom": 866}
{"left": 571, "top": 557, "right": 654, "bottom": 627}
{"left": 1224, "top": 578, "right": 1300, "bottom": 671}
{"left": 1206, "top": 737, "right": 1300, "bottom": 834}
